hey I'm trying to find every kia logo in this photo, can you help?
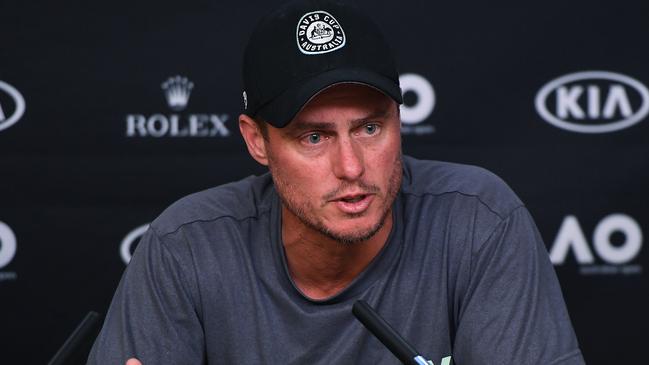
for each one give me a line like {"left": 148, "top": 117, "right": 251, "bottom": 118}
{"left": 535, "top": 71, "right": 649, "bottom": 133}
{"left": 0, "top": 81, "right": 26, "bottom": 132}
{"left": 120, "top": 224, "right": 150, "bottom": 264}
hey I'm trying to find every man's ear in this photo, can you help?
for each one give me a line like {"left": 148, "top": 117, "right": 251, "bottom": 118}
{"left": 239, "top": 114, "right": 269, "bottom": 166}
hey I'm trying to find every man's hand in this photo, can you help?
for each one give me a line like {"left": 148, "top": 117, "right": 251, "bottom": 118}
{"left": 126, "top": 358, "right": 142, "bottom": 365}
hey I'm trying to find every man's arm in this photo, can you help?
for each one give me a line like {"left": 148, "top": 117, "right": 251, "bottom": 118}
{"left": 87, "top": 228, "right": 205, "bottom": 364}
{"left": 453, "top": 206, "right": 585, "bottom": 365}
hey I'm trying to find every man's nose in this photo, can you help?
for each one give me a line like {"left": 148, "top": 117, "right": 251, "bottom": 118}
{"left": 332, "top": 137, "right": 364, "bottom": 181}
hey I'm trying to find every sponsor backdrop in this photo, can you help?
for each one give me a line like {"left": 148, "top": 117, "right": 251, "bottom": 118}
{"left": 1, "top": 0, "right": 647, "bottom": 363}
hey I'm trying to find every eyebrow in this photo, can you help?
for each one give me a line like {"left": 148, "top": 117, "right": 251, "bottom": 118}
{"left": 287, "top": 107, "right": 392, "bottom": 134}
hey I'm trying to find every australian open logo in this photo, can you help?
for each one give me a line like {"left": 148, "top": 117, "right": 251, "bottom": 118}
{"left": 296, "top": 10, "right": 346, "bottom": 55}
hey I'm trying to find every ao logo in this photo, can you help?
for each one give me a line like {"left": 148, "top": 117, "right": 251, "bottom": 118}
{"left": 0, "top": 81, "right": 26, "bottom": 132}
{"left": 120, "top": 224, "right": 150, "bottom": 264}
{"left": 536, "top": 71, "right": 649, "bottom": 133}
{"left": 399, "top": 73, "right": 435, "bottom": 125}
{"left": 0, "top": 221, "right": 17, "bottom": 269}
{"left": 550, "top": 214, "right": 643, "bottom": 265}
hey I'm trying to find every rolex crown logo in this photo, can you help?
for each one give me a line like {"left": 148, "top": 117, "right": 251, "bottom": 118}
{"left": 161, "top": 75, "right": 194, "bottom": 111}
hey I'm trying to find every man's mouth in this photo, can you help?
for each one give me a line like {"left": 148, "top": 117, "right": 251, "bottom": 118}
{"left": 339, "top": 194, "right": 367, "bottom": 203}
{"left": 333, "top": 193, "right": 374, "bottom": 214}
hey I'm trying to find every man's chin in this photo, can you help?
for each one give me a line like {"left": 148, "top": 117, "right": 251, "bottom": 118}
{"left": 320, "top": 220, "right": 385, "bottom": 245}
{"left": 281, "top": 197, "right": 391, "bottom": 244}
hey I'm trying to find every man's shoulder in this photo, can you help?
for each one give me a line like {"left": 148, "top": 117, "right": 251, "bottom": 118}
{"left": 151, "top": 173, "right": 275, "bottom": 236}
{"left": 401, "top": 155, "right": 523, "bottom": 218}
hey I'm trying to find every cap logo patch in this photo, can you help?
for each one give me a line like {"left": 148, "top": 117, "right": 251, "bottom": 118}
{"left": 296, "top": 10, "right": 346, "bottom": 55}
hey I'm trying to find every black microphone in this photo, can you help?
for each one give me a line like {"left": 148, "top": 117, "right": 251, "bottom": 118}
{"left": 352, "top": 300, "right": 431, "bottom": 365}
{"left": 48, "top": 311, "right": 102, "bottom": 365}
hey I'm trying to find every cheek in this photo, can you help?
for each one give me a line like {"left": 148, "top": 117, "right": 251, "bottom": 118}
{"left": 270, "top": 151, "right": 328, "bottom": 198}
{"left": 368, "top": 132, "right": 401, "bottom": 177}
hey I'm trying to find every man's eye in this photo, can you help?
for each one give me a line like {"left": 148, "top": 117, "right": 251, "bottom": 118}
{"left": 365, "top": 124, "right": 378, "bottom": 134}
{"left": 307, "top": 133, "right": 321, "bottom": 144}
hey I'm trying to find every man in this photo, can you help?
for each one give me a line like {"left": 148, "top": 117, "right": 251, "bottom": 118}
{"left": 89, "top": 0, "right": 585, "bottom": 364}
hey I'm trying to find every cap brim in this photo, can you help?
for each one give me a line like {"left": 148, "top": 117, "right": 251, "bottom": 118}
{"left": 255, "top": 68, "right": 403, "bottom": 128}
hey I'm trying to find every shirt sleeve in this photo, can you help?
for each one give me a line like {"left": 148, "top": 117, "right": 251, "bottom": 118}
{"left": 452, "top": 206, "right": 585, "bottom": 365}
{"left": 87, "top": 228, "right": 205, "bottom": 365}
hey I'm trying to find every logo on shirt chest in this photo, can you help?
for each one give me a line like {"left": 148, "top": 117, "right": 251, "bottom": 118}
{"left": 422, "top": 355, "right": 452, "bottom": 365}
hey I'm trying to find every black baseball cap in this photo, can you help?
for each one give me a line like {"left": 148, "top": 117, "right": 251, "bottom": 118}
{"left": 242, "top": 0, "right": 402, "bottom": 128}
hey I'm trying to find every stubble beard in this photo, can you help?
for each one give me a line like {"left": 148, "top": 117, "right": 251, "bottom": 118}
{"left": 269, "top": 156, "right": 402, "bottom": 245}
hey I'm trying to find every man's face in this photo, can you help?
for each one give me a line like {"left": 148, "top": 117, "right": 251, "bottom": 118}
{"left": 264, "top": 83, "right": 402, "bottom": 244}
